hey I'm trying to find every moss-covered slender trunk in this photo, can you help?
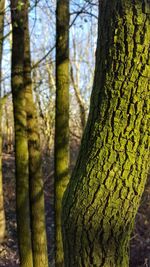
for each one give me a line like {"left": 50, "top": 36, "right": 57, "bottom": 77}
{"left": 0, "top": 104, "right": 5, "bottom": 244}
{"left": 23, "top": 1, "right": 48, "bottom": 266}
{"left": 11, "top": 1, "right": 33, "bottom": 266}
{"left": 55, "top": 0, "right": 70, "bottom": 266}
{"left": 62, "top": 1, "right": 150, "bottom": 266}
{"left": 0, "top": 0, "right": 6, "bottom": 244}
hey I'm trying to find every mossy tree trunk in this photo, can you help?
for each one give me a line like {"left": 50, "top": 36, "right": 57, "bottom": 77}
{"left": 23, "top": 1, "right": 48, "bottom": 266}
{"left": 62, "top": 1, "right": 150, "bottom": 266}
{"left": 55, "top": 0, "right": 70, "bottom": 266}
{"left": 0, "top": 0, "right": 6, "bottom": 244}
{"left": 11, "top": 1, "right": 33, "bottom": 266}
{"left": 0, "top": 102, "right": 5, "bottom": 244}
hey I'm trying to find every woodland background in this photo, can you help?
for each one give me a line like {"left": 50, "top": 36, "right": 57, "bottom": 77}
{"left": 0, "top": 0, "right": 150, "bottom": 266}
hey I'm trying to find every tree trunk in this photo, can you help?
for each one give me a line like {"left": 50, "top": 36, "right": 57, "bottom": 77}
{"left": 0, "top": 0, "right": 6, "bottom": 244}
{"left": 23, "top": 1, "right": 48, "bottom": 266}
{"left": 70, "top": 65, "right": 86, "bottom": 131}
{"left": 11, "top": 1, "right": 33, "bottom": 266}
{"left": 62, "top": 1, "right": 150, "bottom": 266}
{"left": 0, "top": 103, "right": 5, "bottom": 245}
{"left": 55, "top": 0, "right": 70, "bottom": 266}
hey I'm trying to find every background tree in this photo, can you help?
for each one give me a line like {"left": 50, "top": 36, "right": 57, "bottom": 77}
{"left": 62, "top": 1, "right": 150, "bottom": 266}
{"left": 0, "top": 0, "right": 6, "bottom": 244}
{"left": 32, "top": 60, "right": 55, "bottom": 154}
{"left": 11, "top": 0, "right": 33, "bottom": 266}
{"left": 54, "top": 0, "right": 70, "bottom": 266}
{"left": 24, "top": 1, "right": 48, "bottom": 266}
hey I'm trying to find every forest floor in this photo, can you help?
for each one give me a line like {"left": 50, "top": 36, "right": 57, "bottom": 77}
{"left": 0, "top": 146, "right": 150, "bottom": 267}
{"left": 0, "top": 152, "right": 54, "bottom": 267}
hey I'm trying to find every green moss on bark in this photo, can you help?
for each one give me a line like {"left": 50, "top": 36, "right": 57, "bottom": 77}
{"left": 11, "top": 1, "right": 33, "bottom": 266}
{"left": 55, "top": 0, "right": 70, "bottom": 266}
{"left": 62, "top": 1, "right": 150, "bottom": 266}
{"left": 24, "top": 2, "right": 48, "bottom": 266}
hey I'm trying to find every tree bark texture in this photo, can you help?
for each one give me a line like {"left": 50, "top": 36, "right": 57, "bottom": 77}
{"left": 62, "top": 1, "right": 150, "bottom": 266}
{"left": 55, "top": 0, "right": 70, "bottom": 266}
{"left": 0, "top": 0, "right": 6, "bottom": 244}
{"left": 55, "top": 0, "right": 69, "bottom": 267}
{"left": 11, "top": 1, "right": 33, "bottom": 266}
{"left": 24, "top": 1, "right": 48, "bottom": 266}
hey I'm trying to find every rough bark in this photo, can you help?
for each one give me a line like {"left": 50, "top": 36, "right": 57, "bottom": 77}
{"left": 23, "top": 1, "right": 48, "bottom": 266}
{"left": 11, "top": 1, "right": 33, "bottom": 266}
{"left": 0, "top": 105, "right": 5, "bottom": 244}
{"left": 0, "top": 0, "right": 6, "bottom": 244}
{"left": 55, "top": 0, "right": 70, "bottom": 266}
{"left": 62, "top": 1, "right": 150, "bottom": 266}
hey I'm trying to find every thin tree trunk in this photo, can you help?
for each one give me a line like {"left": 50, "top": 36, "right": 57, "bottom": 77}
{"left": 11, "top": 1, "right": 33, "bottom": 266}
{"left": 55, "top": 0, "right": 70, "bottom": 266}
{"left": 0, "top": 0, "right": 6, "bottom": 244}
{"left": 0, "top": 108, "right": 4, "bottom": 243}
{"left": 70, "top": 65, "right": 86, "bottom": 131}
{"left": 23, "top": 1, "right": 48, "bottom": 266}
{"left": 62, "top": 1, "right": 150, "bottom": 266}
